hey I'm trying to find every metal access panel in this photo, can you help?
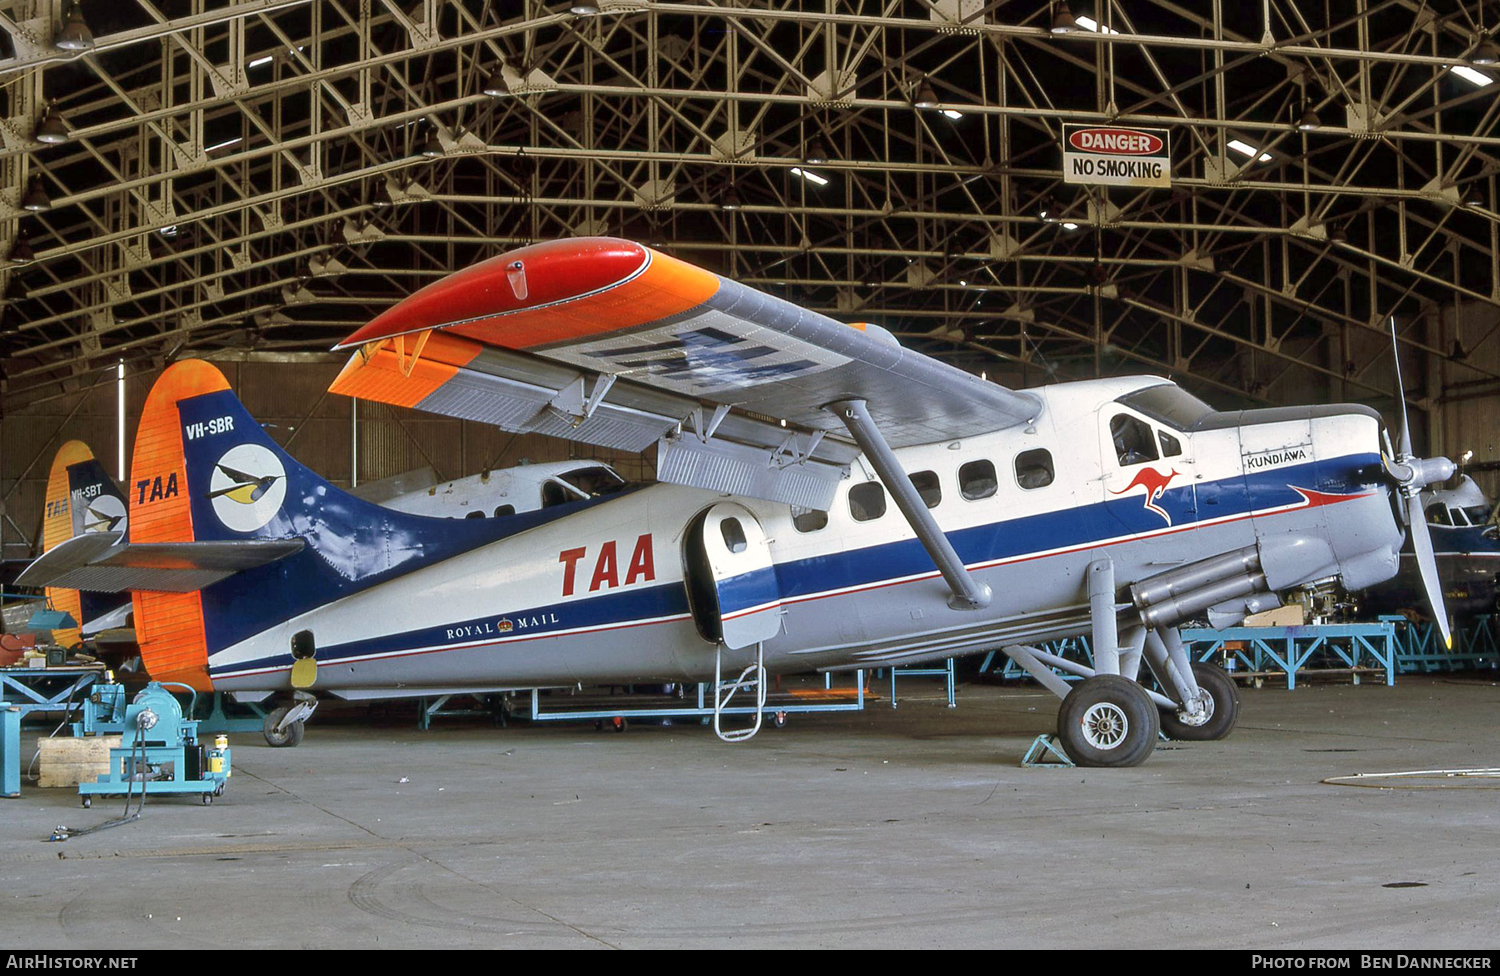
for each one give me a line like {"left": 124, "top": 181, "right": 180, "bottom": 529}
{"left": 698, "top": 504, "right": 784, "bottom": 650}
{"left": 656, "top": 432, "right": 847, "bottom": 510}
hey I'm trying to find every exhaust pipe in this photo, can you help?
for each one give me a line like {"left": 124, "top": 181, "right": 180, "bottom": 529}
{"left": 1138, "top": 571, "right": 1270, "bottom": 630}
{"left": 1130, "top": 545, "right": 1260, "bottom": 610}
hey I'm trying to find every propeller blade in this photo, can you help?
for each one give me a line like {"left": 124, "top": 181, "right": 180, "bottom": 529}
{"left": 1389, "top": 319, "right": 1414, "bottom": 460}
{"left": 1407, "top": 492, "right": 1452, "bottom": 649}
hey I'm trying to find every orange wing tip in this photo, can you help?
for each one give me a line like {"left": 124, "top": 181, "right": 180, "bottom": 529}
{"left": 334, "top": 237, "right": 721, "bottom": 352}
{"left": 329, "top": 332, "right": 481, "bottom": 406}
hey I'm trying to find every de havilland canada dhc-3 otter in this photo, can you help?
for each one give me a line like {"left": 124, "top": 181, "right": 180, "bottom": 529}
{"left": 21, "top": 237, "right": 1459, "bottom": 766}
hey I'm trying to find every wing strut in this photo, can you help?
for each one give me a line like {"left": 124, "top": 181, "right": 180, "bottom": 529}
{"left": 829, "top": 398, "right": 991, "bottom": 611}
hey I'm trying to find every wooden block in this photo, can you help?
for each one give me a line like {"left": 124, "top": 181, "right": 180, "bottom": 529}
{"left": 1243, "top": 605, "right": 1307, "bottom": 628}
{"left": 38, "top": 735, "right": 120, "bottom": 762}
{"left": 37, "top": 735, "right": 120, "bottom": 788}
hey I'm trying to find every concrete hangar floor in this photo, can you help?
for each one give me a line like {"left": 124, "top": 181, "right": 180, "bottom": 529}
{"left": 0, "top": 675, "right": 1496, "bottom": 950}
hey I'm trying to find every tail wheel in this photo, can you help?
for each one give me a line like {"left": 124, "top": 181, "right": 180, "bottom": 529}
{"left": 263, "top": 705, "right": 305, "bottom": 748}
{"left": 1159, "top": 663, "right": 1240, "bottom": 741}
{"left": 1056, "top": 675, "right": 1159, "bottom": 768}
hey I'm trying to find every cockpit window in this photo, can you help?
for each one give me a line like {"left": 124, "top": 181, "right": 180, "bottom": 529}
{"left": 559, "top": 466, "right": 627, "bottom": 497}
{"left": 1110, "top": 414, "right": 1160, "bottom": 467}
{"left": 1426, "top": 502, "right": 1453, "bottom": 526}
{"left": 1116, "top": 384, "right": 1215, "bottom": 431}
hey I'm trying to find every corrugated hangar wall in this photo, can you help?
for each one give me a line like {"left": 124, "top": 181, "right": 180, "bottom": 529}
{"left": 0, "top": 353, "right": 655, "bottom": 562}
{"left": 1434, "top": 302, "right": 1500, "bottom": 495}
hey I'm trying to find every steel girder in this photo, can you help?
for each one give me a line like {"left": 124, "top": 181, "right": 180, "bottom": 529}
{"left": 1, "top": 0, "right": 1499, "bottom": 416}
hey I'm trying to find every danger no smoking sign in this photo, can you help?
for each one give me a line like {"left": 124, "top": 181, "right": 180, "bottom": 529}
{"left": 1062, "top": 123, "right": 1172, "bottom": 188}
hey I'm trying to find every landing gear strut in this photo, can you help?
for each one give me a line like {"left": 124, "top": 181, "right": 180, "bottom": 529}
{"left": 1002, "top": 559, "right": 1241, "bottom": 766}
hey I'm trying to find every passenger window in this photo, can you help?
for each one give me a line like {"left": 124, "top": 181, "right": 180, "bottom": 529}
{"left": 791, "top": 506, "right": 828, "bottom": 533}
{"left": 494, "top": 505, "right": 515, "bottom": 518}
{"left": 1159, "top": 431, "right": 1182, "bottom": 458}
{"left": 910, "top": 470, "right": 941, "bottom": 508}
{"left": 958, "top": 460, "right": 998, "bottom": 500}
{"left": 465, "top": 510, "right": 484, "bottom": 519}
{"left": 1110, "top": 414, "right": 1160, "bottom": 466}
{"left": 1014, "top": 449, "right": 1054, "bottom": 490}
{"left": 849, "top": 482, "right": 887, "bottom": 522}
{"left": 720, "top": 517, "right": 748, "bottom": 553}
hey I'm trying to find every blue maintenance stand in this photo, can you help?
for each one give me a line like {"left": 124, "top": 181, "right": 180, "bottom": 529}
{"left": 1, "top": 704, "right": 19, "bottom": 797}
{"left": 1388, "top": 615, "right": 1500, "bottom": 673}
{"left": 1180, "top": 622, "right": 1397, "bottom": 689}
{"left": 880, "top": 658, "right": 957, "bottom": 709}
{"left": 0, "top": 666, "right": 105, "bottom": 722}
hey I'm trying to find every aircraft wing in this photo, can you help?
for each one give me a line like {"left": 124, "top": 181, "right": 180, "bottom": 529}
{"left": 16, "top": 531, "right": 305, "bottom": 593}
{"left": 330, "top": 238, "right": 1040, "bottom": 508}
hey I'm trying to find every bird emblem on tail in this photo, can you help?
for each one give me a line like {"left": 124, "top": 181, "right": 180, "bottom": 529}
{"left": 1110, "top": 467, "right": 1181, "bottom": 525}
{"left": 207, "top": 462, "right": 282, "bottom": 504}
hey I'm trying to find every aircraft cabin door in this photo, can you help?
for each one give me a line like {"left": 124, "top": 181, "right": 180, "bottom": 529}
{"left": 683, "top": 503, "right": 784, "bottom": 650}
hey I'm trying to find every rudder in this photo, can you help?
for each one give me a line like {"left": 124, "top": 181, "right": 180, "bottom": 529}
{"left": 129, "top": 360, "right": 231, "bottom": 690}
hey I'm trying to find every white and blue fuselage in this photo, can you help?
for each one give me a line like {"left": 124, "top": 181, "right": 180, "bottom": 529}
{"left": 190, "top": 375, "right": 1402, "bottom": 697}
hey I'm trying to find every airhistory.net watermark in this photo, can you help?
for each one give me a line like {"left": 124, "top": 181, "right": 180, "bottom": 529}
{"left": 5, "top": 956, "right": 137, "bottom": 969}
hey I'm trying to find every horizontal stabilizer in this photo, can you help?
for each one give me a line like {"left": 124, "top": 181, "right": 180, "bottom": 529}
{"left": 18, "top": 531, "right": 304, "bottom": 593}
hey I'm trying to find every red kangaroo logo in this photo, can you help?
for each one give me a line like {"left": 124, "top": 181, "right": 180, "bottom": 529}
{"left": 1110, "top": 467, "right": 1181, "bottom": 525}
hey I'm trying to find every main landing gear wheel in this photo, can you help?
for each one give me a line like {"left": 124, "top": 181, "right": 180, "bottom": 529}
{"left": 263, "top": 706, "right": 305, "bottom": 748}
{"left": 1159, "top": 663, "right": 1240, "bottom": 742}
{"left": 1056, "top": 675, "right": 1160, "bottom": 768}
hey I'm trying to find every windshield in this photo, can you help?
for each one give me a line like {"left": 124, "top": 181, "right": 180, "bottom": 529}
{"left": 1463, "top": 504, "right": 1492, "bottom": 526}
{"left": 1115, "top": 384, "right": 1215, "bottom": 431}
{"left": 559, "top": 466, "right": 627, "bottom": 497}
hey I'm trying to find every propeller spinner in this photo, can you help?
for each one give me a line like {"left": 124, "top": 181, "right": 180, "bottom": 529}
{"left": 1384, "top": 320, "right": 1457, "bottom": 647}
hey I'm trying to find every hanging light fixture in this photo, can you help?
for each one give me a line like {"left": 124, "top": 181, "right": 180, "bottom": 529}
{"left": 482, "top": 63, "right": 508, "bottom": 97}
{"left": 805, "top": 139, "right": 829, "bottom": 165}
{"left": 1050, "top": 2, "right": 1079, "bottom": 34}
{"left": 34, "top": 108, "right": 68, "bottom": 145}
{"left": 20, "top": 177, "right": 50, "bottom": 212}
{"left": 1472, "top": 38, "right": 1500, "bottom": 66}
{"left": 8, "top": 234, "right": 34, "bottom": 265}
{"left": 570, "top": 2, "right": 602, "bottom": 14}
{"left": 420, "top": 127, "right": 445, "bottom": 158}
{"left": 722, "top": 185, "right": 742, "bottom": 211}
{"left": 1296, "top": 104, "right": 1322, "bottom": 131}
{"left": 54, "top": 1, "right": 94, "bottom": 52}
{"left": 913, "top": 78, "right": 939, "bottom": 109}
